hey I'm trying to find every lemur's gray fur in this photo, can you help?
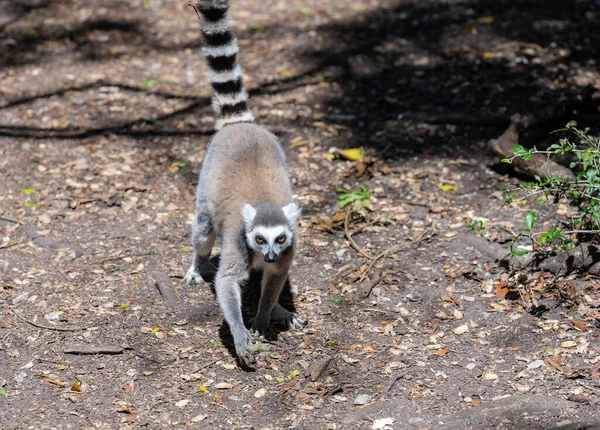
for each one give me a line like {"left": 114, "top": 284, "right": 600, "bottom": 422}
{"left": 185, "top": 0, "right": 303, "bottom": 366}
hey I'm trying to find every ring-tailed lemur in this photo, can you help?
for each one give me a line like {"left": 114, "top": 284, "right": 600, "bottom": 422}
{"left": 185, "top": 0, "right": 303, "bottom": 366}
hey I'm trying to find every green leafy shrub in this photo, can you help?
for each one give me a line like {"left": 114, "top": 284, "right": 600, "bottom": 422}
{"left": 501, "top": 121, "right": 600, "bottom": 255}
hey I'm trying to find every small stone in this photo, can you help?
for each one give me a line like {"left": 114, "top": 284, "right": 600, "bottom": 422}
{"left": 353, "top": 394, "right": 371, "bottom": 405}
{"left": 254, "top": 388, "right": 268, "bottom": 398}
{"left": 44, "top": 312, "right": 61, "bottom": 321}
{"left": 527, "top": 360, "right": 545, "bottom": 370}
{"left": 125, "top": 369, "right": 137, "bottom": 377}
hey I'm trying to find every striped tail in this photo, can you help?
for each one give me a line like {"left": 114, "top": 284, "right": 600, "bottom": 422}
{"left": 193, "top": 0, "right": 255, "bottom": 130}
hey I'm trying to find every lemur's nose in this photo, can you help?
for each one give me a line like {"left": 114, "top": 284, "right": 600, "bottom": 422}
{"left": 264, "top": 251, "right": 278, "bottom": 263}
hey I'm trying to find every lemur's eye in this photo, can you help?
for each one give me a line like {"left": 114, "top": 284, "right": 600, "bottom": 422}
{"left": 277, "top": 235, "right": 286, "bottom": 244}
{"left": 256, "top": 237, "right": 264, "bottom": 244}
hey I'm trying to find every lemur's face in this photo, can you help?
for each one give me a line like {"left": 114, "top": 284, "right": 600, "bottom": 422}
{"left": 247, "top": 225, "right": 293, "bottom": 263}
{"left": 241, "top": 202, "right": 301, "bottom": 263}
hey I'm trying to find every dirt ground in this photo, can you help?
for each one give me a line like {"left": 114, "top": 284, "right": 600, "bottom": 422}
{"left": 1, "top": 0, "right": 600, "bottom": 429}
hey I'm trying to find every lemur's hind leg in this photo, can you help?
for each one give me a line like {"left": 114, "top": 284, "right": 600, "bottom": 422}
{"left": 184, "top": 198, "right": 216, "bottom": 285}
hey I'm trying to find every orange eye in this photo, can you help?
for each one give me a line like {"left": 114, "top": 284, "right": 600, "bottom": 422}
{"left": 277, "top": 236, "right": 286, "bottom": 244}
{"left": 256, "top": 237, "right": 264, "bottom": 244}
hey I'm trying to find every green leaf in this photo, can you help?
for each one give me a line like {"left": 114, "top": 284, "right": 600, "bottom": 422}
{"left": 249, "top": 24, "right": 266, "bottom": 32}
{"left": 142, "top": 79, "right": 159, "bottom": 88}
{"left": 170, "top": 161, "right": 186, "bottom": 168}
{"left": 510, "top": 248, "right": 530, "bottom": 257}
{"left": 143, "top": 1, "right": 150, "bottom": 9}
{"left": 538, "top": 228, "right": 561, "bottom": 245}
{"left": 287, "top": 369, "right": 300, "bottom": 380}
{"left": 0, "top": 388, "right": 5, "bottom": 396}
{"left": 513, "top": 144, "right": 525, "bottom": 155}
{"left": 181, "top": 247, "right": 191, "bottom": 253}
{"left": 275, "top": 377, "right": 285, "bottom": 383}
{"left": 331, "top": 297, "right": 343, "bottom": 303}
{"left": 525, "top": 211, "right": 537, "bottom": 230}
{"left": 299, "top": 6, "right": 310, "bottom": 15}
{"left": 21, "top": 188, "right": 35, "bottom": 195}
{"left": 117, "top": 303, "right": 130, "bottom": 309}
{"left": 24, "top": 202, "right": 38, "bottom": 208}
{"left": 500, "top": 158, "right": 512, "bottom": 163}
{"left": 336, "top": 186, "right": 370, "bottom": 208}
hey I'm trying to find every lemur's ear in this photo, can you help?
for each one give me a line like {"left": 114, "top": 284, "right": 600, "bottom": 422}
{"left": 282, "top": 203, "right": 301, "bottom": 226}
{"left": 241, "top": 204, "right": 256, "bottom": 229}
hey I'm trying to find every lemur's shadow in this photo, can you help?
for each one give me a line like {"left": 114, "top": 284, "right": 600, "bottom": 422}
{"left": 200, "top": 256, "right": 297, "bottom": 364}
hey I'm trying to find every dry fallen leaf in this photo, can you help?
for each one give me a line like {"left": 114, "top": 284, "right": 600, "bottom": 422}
{"left": 433, "top": 348, "right": 451, "bottom": 356}
{"left": 490, "top": 302, "right": 511, "bottom": 311}
{"left": 42, "top": 376, "right": 66, "bottom": 387}
{"left": 481, "top": 370, "right": 498, "bottom": 381}
{"left": 453, "top": 324, "right": 469, "bottom": 335}
{"left": 561, "top": 341, "right": 577, "bottom": 348}
{"left": 215, "top": 382, "right": 233, "bottom": 389}
{"left": 441, "top": 295, "right": 460, "bottom": 305}
{"left": 70, "top": 381, "right": 81, "bottom": 392}
{"left": 573, "top": 321, "right": 588, "bottom": 332}
{"left": 545, "top": 358, "right": 567, "bottom": 373}
{"left": 175, "top": 399, "right": 190, "bottom": 408}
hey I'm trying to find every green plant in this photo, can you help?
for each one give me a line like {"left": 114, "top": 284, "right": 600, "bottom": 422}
{"left": 336, "top": 186, "right": 370, "bottom": 208}
{"left": 500, "top": 121, "right": 599, "bottom": 255}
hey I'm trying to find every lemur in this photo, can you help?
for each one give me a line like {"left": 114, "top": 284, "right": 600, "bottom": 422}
{"left": 185, "top": 0, "right": 303, "bottom": 366}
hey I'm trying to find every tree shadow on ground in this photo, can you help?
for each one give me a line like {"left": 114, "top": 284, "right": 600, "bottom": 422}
{"left": 1, "top": 0, "right": 599, "bottom": 160}
{"left": 299, "top": 0, "right": 600, "bottom": 159}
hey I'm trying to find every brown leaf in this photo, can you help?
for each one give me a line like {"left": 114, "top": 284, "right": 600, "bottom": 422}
{"left": 495, "top": 281, "right": 509, "bottom": 297}
{"left": 573, "top": 321, "right": 588, "bottom": 332}
{"left": 441, "top": 295, "right": 460, "bottom": 305}
{"left": 42, "top": 376, "right": 66, "bottom": 387}
{"left": 545, "top": 358, "right": 567, "bottom": 374}
{"left": 490, "top": 302, "right": 511, "bottom": 311}
{"left": 433, "top": 348, "right": 451, "bottom": 356}
{"left": 70, "top": 381, "right": 81, "bottom": 392}
{"left": 472, "top": 399, "right": 482, "bottom": 406}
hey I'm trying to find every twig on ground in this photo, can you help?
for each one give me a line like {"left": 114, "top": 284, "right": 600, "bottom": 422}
{"left": 10, "top": 307, "right": 102, "bottom": 332}
{"left": 344, "top": 211, "right": 374, "bottom": 260}
{"left": 384, "top": 370, "right": 409, "bottom": 393}
{"left": 64, "top": 345, "right": 125, "bottom": 355}
{"left": 0, "top": 216, "right": 22, "bottom": 224}
{"left": 90, "top": 253, "right": 132, "bottom": 265}
{"left": 362, "top": 245, "right": 403, "bottom": 277}
{"left": 192, "top": 357, "right": 221, "bottom": 374}
{"left": 578, "top": 381, "right": 600, "bottom": 395}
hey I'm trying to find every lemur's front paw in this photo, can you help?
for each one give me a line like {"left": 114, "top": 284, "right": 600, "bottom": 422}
{"left": 270, "top": 305, "right": 305, "bottom": 330}
{"left": 249, "top": 317, "right": 279, "bottom": 341}
{"left": 184, "top": 265, "right": 204, "bottom": 286}
{"left": 234, "top": 330, "right": 257, "bottom": 367}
